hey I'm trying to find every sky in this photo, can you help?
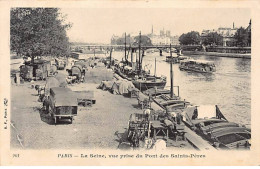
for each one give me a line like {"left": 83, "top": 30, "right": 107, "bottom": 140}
{"left": 61, "top": 8, "right": 251, "bottom": 44}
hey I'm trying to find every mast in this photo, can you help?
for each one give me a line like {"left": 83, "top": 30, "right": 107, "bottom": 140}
{"left": 131, "top": 45, "right": 133, "bottom": 67}
{"left": 154, "top": 57, "right": 156, "bottom": 77}
{"left": 125, "top": 32, "right": 127, "bottom": 63}
{"left": 109, "top": 46, "right": 112, "bottom": 68}
{"left": 170, "top": 44, "right": 174, "bottom": 98}
{"left": 139, "top": 31, "right": 141, "bottom": 74}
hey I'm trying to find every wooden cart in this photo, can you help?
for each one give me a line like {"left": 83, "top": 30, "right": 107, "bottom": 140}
{"left": 47, "top": 87, "right": 78, "bottom": 124}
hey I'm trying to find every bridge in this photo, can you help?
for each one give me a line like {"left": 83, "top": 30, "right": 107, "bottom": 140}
{"left": 70, "top": 44, "right": 191, "bottom": 56}
{"left": 70, "top": 44, "right": 185, "bottom": 50}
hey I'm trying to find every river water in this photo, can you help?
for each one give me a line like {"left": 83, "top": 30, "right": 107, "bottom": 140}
{"left": 112, "top": 51, "right": 251, "bottom": 126}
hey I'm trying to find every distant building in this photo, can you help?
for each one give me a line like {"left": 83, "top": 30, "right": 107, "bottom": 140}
{"left": 147, "top": 26, "right": 177, "bottom": 45}
{"left": 201, "top": 21, "right": 251, "bottom": 47}
{"left": 111, "top": 26, "right": 179, "bottom": 46}
{"left": 149, "top": 35, "right": 170, "bottom": 45}
{"left": 166, "top": 30, "right": 171, "bottom": 37}
{"left": 201, "top": 22, "right": 238, "bottom": 46}
{"left": 160, "top": 28, "right": 165, "bottom": 37}
{"left": 110, "top": 34, "right": 134, "bottom": 45}
{"left": 170, "top": 35, "right": 180, "bottom": 46}
{"left": 217, "top": 23, "right": 238, "bottom": 46}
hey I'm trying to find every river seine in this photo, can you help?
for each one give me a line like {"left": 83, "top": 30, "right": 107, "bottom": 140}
{"left": 112, "top": 51, "right": 251, "bottom": 126}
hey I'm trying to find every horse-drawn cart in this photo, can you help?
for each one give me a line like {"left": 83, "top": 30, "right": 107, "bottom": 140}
{"left": 46, "top": 87, "right": 78, "bottom": 124}
{"left": 66, "top": 64, "right": 86, "bottom": 83}
{"left": 20, "top": 59, "right": 57, "bottom": 81}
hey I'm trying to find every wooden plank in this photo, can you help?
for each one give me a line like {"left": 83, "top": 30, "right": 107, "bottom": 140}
{"left": 185, "top": 126, "right": 217, "bottom": 151}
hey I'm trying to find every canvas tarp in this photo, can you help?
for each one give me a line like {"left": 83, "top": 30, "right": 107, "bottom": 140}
{"left": 85, "top": 68, "right": 113, "bottom": 84}
{"left": 50, "top": 87, "right": 78, "bottom": 107}
{"left": 98, "top": 80, "right": 115, "bottom": 90}
{"left": 55, "top": 74, "right": 67, "bottom": 88}
{"left": 45, "top": 76, "right": 67, "bottom": 95}
{"left": 71, "top": 65, "right": 83, "bottom": 77}
{"left": 111, "top": 80, "right": 135, "bottom": 95}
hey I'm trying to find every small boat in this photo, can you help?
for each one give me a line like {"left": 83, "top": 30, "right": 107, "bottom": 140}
{"left": 114, "top": 32, "right": 167, "bottom": 91}
{"left": 166, "top": 56, "right": 180, "bottom": 63}
{"left": 179, "top": 59, "right": 216, "bottom": 73}
{"left": 114, "top": 64, "right": 167, "bottom": 91}
{"left": 178, "top": 55, "right": 187, "bottom": 60}
{"left": 182, "top": 105, "right": 251, "bottom": 150}
{"left": 132, "top": 76, "right": 167, "bottom": 91}
{"left": 165, "top": 49, "right": 179, "bottom": 63}
{"left": 143, "top": 88, "right": 172, "bottom": 97}
{"left": 143, "top": 87, "right": 190, "bottom": 112}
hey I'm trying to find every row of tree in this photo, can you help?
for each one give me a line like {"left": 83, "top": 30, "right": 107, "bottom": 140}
{"left": 11, "top": 8, "right": 71, "bottom": 63}
{"left": 234, "top": 27, "right": 251, "bottom": 47}
{"left": 113, "top": 35, "right": 152, "bottom": 46}
{"left": 179, "top": 27, "right": 251, "bottom": 47}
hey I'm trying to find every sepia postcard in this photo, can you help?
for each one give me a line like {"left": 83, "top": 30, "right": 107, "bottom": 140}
{"left": 0, "top": 0, "right": 260, "bottom": 166}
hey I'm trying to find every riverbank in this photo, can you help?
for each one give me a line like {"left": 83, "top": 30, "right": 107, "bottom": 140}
{"left": 10, "top": 59, "right": 210, "bottom": 150}
{"left": 182, "top": 51, "right": 251, "bottom": 59}
{"left": 10, "top": 68, "right": 145, "bottom": 149}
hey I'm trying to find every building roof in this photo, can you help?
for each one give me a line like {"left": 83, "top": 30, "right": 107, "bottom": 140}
{"left": 201, "top": 23, "right": 239, "bottom": 38}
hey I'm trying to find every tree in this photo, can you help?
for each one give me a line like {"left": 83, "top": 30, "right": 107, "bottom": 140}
{"left": 202, "top": 32, "right": 223, "bottom": 46}
{"left": 179, "top": 31, "right": 201, "bottom": 45}
{"left": 234, "top": 27, "right": 249, "bottom": 47}
{"left": 10, "top": 8, "right": 72, "bottom": 63}
{"left": 133, "top": 35, "right": 152, "bottom": 46}
{"left": 115, "top": 35, "right": 133, "bottom": 45}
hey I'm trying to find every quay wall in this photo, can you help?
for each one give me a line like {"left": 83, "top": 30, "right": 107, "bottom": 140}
{"left": 182, "top": 51, "right": 251, "bottom": 59}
